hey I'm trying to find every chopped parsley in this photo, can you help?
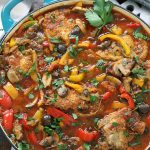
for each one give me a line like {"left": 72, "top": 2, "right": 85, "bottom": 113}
{"left": 112, "top": 122, "right": 118, "bottom": 127}
{"left": 72, "top": 113, "right": 78, "bottom": 120}
{"left": 14, "top": 113, "right": 23, "bottom": 119}
{"left": 96, "top": 59, "right": 106, "bottom": 70}
{"left": 57, "top": 144, "right": 67, "bottom": 150}
{"left": 18, "top": 45, "right": 26, "bottom": 52}
{"left": 91, "top": 78, "right": 99, "bottom": 87}
{"left": 93, "top": 118, "right": 100, "bottom": 124}
{"left": 44, "top": 56, "right": 55, "bottom": 64}
{"left": 132, "top": 67, "right": 145, "bottom": 77}
{"left": 49, "top": 37, "right": 62, "bottom": 44}
{"left": 124, "top": 131, "right": 129, "bottom": 137}
{"left": 44, "top": 126, "right": 53, "bottom": 136}
{"left": 90, "top": 95, "right": 98, "bottom": 103}
{"left": 64, "top": 65, "right": 71, "bottom": 72}
{"left": 133, "top": 27, "right": 150, "bottom": 41}
{"left": 28, "top": 93, "right": 35, "bottom": 99}
{"left": 83, "top": 143, "right": 91, "bottom": 150}
{"left": 15, "top": 84, "right": 23, "bottom": 91}
{"left": 17, "top": 141, "right": 30, "bottom": 150}
{"left": 128, "top": 134, "right": 141, "bottom": 147}
{"left": 52, "top": 79, "right": 64, "bottom": 89}
{"left": 69, "top": 45, "right": 77, "bottom": 58}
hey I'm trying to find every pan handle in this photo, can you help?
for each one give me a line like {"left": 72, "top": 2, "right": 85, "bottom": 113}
{"left": 1, "top": 0, "right": 23, "bottom": 33}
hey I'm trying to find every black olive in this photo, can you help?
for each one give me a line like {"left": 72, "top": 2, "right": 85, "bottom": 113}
{"left": 98, "top": 40, "right": 111, "bottom": 50}
{"left": 42, "top": 114, "right": 52, "bottom": 126}
{"left": 70, "top": 26, "right": 81, "bottom": 37}
{"left": 138, "top": 103, "right": 150, "bottom": 114}
{"left": 57, "top": 85, "right": 68, "bottom": 98}
{"left": 144, "top": 127, "right": 149, "bottom": 134}
{"left": 83, "top": 89, "right": 90, "bottom": 97}
{"left": 56, "top": 44, "right": 67, "bottom": 54}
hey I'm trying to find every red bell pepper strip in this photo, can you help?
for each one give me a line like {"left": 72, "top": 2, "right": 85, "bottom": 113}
{"left": 120, "top": 93, "right": 135, "bottom": 109}
{"left": 118, "top": 84, "right": 126, "bottom": 94}
{"left": 3, "top": 109, "right": 14, "bottom": 132}
{"left": 76, "top": 128, "right": 99, "bottom": 142}
{"left": 147, "top": 115, "right": 150, "bottom": 126}
{"left": 19, "top": 113, "right": 30, "bottom": 130}
{"left": 103, "top": 91, "right": 112, "bottom": 101}
{"left": 27, "top": 131, "right": 37, "bottom": 145}
{"left": 47, "top": 107, "right": 75, "bottom": 126}
{"left": 0, "top": 90, "right": 12, "bottom": 109}
{"left": 126, "top": 22, "right": 141, "bottom": 28}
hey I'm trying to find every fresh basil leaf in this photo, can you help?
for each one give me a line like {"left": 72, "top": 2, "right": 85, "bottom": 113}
{"left": 17, "top": 141, "right": 30, "bottom": 150}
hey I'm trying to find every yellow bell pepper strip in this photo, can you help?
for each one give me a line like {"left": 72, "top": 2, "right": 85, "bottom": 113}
{"left": 133, "top": 78, "right": 144, "bottom": 87}
{"left": 3, "top": 82, "right": 18, "bottom": 100}
{"left": 59, "top": 51, "right": 69, "bottom": 65}
{"left": 111, "top": 25, "right": 123, "bottom": 35}
{"left": 96, "top": 73, "right": 106, "bottom": 82}
{"left": 78, "top": 41, "right": 90, "bottom": 48}
{"left": 106, "top": 75, "right": 121, "bottom": 86}
{"left": 33, "top": 108, "right": 43, "bottom": 122}
{"left": 65, "top": 81, "right": 84, "bottom": 93}
{"left": 10, "top": 38, "right": 16, "bottom": 47}
{"left": 69, "top": 73, "right": 85, "bottom": 83}
{"left": 99, "top": 34, "right": 131, "bottom": 57}
{"left": 112, "top": 101, "right": 127, "bottom": 109}
{"left": 71, "top": 67, "right": 78, "bottom": 75}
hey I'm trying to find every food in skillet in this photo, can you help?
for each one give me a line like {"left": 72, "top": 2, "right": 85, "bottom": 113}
{"left": 0, "top": 0, "right": 150, "bottom": 149}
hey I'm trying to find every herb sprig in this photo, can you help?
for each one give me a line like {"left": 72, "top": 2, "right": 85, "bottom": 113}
{"left": 85, "top": 0, "right": 113, "bottom": 31}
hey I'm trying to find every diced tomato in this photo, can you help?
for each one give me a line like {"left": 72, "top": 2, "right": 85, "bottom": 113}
{"left": 27, "top": 131, "right": 37, "bottom": 145}
{"left": 147, "top": 115, "right": 150, "bottom": 126}
{"left": 76, "top": 128, "right": 99, "bottom": 142}
{"left": 0, "top": 90, "right": 12, "bottom": 109}
{"left": 43, "top": 41, "right": 49, "bottom": 47}
{"left": 3, "top": 109, "right": 14, "bottom": 132}
{"left": 47, "top": 107, "right": 75, "bottom": 126}
{"left": 103, "top": 91, "right": 112, "bottom": 101}
{"left": 19, "top": 113, "right": 30, "bottom": 130}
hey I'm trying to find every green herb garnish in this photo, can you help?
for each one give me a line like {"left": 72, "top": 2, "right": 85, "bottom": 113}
{"left": 14, "top": 113, "right": 23, "bottom": 119}
{"left": 72, "top": 113, "right": 78, "bottom": 120}
{"left": 112, "top": 122, "right": 118, "bottom": 127}
{"left": 28, "top": 93, "right": 35, "bottom": 99}
{"left": 90, "top": 95, "right": 98, "bottom": 103}
{"left": 91, "top": 78, "right": 99, "bottom": 87}
{"left": 52, "top": 79, "right": 64, "bottom": 89}
{"left": 17, "top": 141, "right": 30, "bottom": 150}
{"left": 85, "top": 0, "right": 113, "bottom": 33}
{"left": 58, "top": 144, "right": 67, "bottom": 150}
{"left": 64, "top": 65, "right": 71, "bottom": 72}
{"left": 133, "top": 27, "right": 150, "bottom": 41}
{"left": 132, "top": 67, "right": 145, "bottom": 77}
{"left": 49, "top": 37, "right": 62, "bottom": 44}
{"left": 44, "top": 56, "right": 55, "bottom": 64}
{"left": 83, "top": 143, "right": 91, "bottom": 150}
{"left": 44, "top": 126, "right": 53, "bottom": 136}
{"left": 96, "top": 59, "right": 105, "bottom": 70}
{"left": 69, "top": 45, "right": 77, "bottom": 58}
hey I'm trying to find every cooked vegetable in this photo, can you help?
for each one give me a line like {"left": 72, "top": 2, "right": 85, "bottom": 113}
{"left": 3, "top": 82, "right": 19, "bottom": 100}
{"left": 76, "top": 128, "right": 99, "bottom": 142}
{"left": 0, "top": 1, "right": 150, "bottom": 150}
{"left": 99, "top": 34, "right": 131, "bottom": 57}
{"left": 65, "top": 81, "right": 84, "bottom": 93}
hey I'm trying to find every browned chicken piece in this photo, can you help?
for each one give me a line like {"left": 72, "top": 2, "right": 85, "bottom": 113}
{"left": 50, "top": 90, "right": 81, "bottom": 111}
{"left": 13, "top": 120, "right": 23, "bottom": 140}
{"left": 133, "top": 40, "right": 148, "bottom": 61}
{"left": 98, "top": 108, "right": 145, "bottom": 150}
{"left": 123, "top": 77, "right": 132, "bottom": 93}
{"left": 113, "top": 58, "right": 135, "bottom": 77}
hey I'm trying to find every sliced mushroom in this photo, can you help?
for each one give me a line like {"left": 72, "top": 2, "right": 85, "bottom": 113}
{"left": 7, "top": 68, "right": 20, "bottom": 83}
{"left": 75, "top": 19, "right": 86, "bottom": 34}
{"left": 123, "top": 77, "right": 132, "bottom": 93}
{"left": 113, "top": 58, "right": 135, "bottom": 77}
{"left": 42, "top": 73, "right": 52, "bottom": 88}
{"left": 25, "top": 96, "right": 38, "bottom": 108}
